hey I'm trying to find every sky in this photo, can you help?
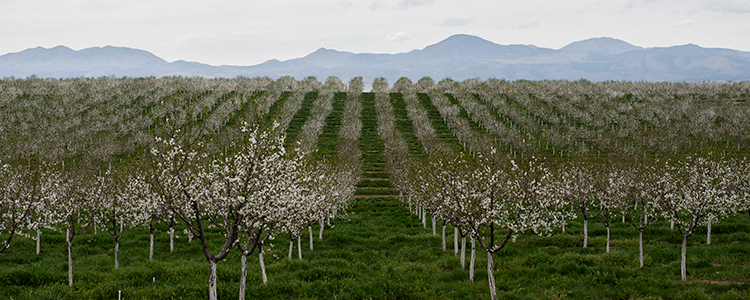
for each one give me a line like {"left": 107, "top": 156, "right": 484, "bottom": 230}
{"left": 2, "top": 0, "right": 750, "bottom": 66}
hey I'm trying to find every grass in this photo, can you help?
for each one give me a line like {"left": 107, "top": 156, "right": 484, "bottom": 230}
{"left": 1, "top": 197, "right": 749, "bottom": 299}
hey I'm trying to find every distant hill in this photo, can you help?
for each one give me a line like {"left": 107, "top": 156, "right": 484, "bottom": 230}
{"left": 560, "top": 37, "right": 643, "bottom": 55}
{"left": 2, "top": 34, "right": 750, "bottom": 82}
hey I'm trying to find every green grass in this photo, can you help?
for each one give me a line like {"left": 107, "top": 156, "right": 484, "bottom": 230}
{"left": 2, "top": 199, "right": 750, "bottom": 299}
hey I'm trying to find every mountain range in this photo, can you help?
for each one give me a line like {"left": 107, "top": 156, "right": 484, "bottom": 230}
{"left": 2, "top": 34, "right": 750, "bottom": 83}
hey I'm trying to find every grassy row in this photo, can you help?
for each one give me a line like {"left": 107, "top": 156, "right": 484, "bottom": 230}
{"left": 2, "top": 197, "right": 748, "bottom": 299}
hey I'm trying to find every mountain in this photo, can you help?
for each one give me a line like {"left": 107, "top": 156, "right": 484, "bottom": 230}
{"left": 560, "top": 37, "right": 643, "bottom": 55}
{"left": 2, "top": 35, "right": 750, "bottom": 82}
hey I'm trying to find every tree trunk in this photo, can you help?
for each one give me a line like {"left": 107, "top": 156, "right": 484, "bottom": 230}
{"left": 169, "top": 226, "right": 174, "bottom": 253}
{"left": 288, "top": 240, "right": 293, "bottom": 260}
{"left": 442, "top": 224, "right": 446, "bottom": 251}
{"left": 239, "top": 254, "right": 247, "bottom": 300}
{"left": 681, "top": 235, "right": 688, "bottom": 281}
{"left": 319, "top": 220, "right": 324, "bottom": 240}
{"left": 622, "top": 215, "right": 625, "bottom": 223}
{"left": 260, "top": 249, "right": 268, "bottom": 285}
{"left": 670, "top": 221, "right": 674, "bottom": 230}
{"left": 606, "top": 226, "right": 610, "bottom": 253}
{"left": 639, "top": 230, "right": 644, "bottom": 268}
{"left": 460, "top": 235, "right": 466, "bottom": 269}
{"left": 297, "top": 237, "right": 302, "bottom": 260}
{"left": 36, "top": 230, "right": 40, "bottom": 255}
{"left": 422, "top": 210, "right": 426, "bottom": 228}
{"left": 562, "top": 221, "right": 565, "bottom": 233}
{"left": 209, "top": 260, "right": 218, "bottom": 300}
{"left": 432, "top": 215, "right": 436, "bottom": 236}
{"left": 469, "top": 237, "right": 475, "bottom": 283}
{"left": 115, "top": 240, "right": 120, "bottom": 269}
{"left": 454, "top": 227, "right": 459, "bottom": 256}
{"left": 707, "top": 221, "right": 711, "bottom": 245}
{"left": 149, "top": 231, "right": 154, "bottom": 262}
{"left": 116, "top": 221, "right": 124, "bottom": 269}
{"left": 309, "top": 226, "right": 313, "bottom": 250}
{"left": 583, "top": 219, "right": 588, "bottom": 248}
{"left": 67, "top": 228, "right": 73, "bottom": 287}
{"left": 488, "top": 251, "right": 497, "bottom": 300}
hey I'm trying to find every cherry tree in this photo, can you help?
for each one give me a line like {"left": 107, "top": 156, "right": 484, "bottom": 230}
{"left": 122, "top": 172, "right": 166, "bottom": 262}
{"left": 41, "top": 162, "right": 94, "bottom": 287}
{"left": 468, "top": 155, "right": 568, "bottom": 300}
{"left": 0, "top": 162, "right": 40, "bottom": 254}
{"left": 145, "top": 128, "right": 238, "bottom": 300}
{"left": 615, "top": 161, "right": 660, "bottom": 268}
{"left": 556, "top": 160, "right": 604, "bottom": 248}
{"left": 205, "top": 121, "right": 304, "bottom": 298}
{"left": 657, "top": 155, "right": 741, "bottom": 281}
{"left": 91, "top": 166, "right": 147, "bottom": 269}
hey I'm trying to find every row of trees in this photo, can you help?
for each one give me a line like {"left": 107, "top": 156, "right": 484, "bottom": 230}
{"left": 2, "top": 76, "right": 748, "bottom": 165}
{"left": 0, "top": 76, "right": 367, "bottom": 300}
{"left": 369, "top": 77, "right": 750, "bottom": 300}
{"left": 0, "top": 122, "right": 355, "bottom": 299}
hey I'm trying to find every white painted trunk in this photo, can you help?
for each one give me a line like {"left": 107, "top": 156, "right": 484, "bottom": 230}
{"left": 169, "top": 226, "right": 174, "bottom": 253}
{"left": 460, "top": 236, "right": 466, "bottom": 269}
{"left": 239, "top": 254, "right": 247, "bottom": 300}
{"left": 309, "top": 226, "right": 313, "bottom": 250}
{"left": 442, "top": 225, "right": 446, "bottom": 251}
{"left": 671, "top": 221, "right": 674, "bottom": 230}
{"left": 319, "top": 220, "right": 324, "bottom": 240}
{"left": 288, "top": 240, "right": 293, "bottom": 260}
{"left": 431, "top": 215, "right": 436, "bottom": 236}
{"left": 562, "top": 221, "right": 565, "bottom": 233}
{"left": 681, "top": 235, "right": 688, "bottom": 281}
{"left": 583, "top": 219, "right": 588, "bottom": 248}
{"left": 115, "top": 241, "right": 120, "bottom": 269}
{"left": 209, "top": 260, "right": 218, "bottom": 300}
{"left": 622, "top": 215, "right": 625, "bottom": 223}
{"left": 67, "top": 228, "right": 73, "bottom": 287}
{"left": 639, "top": 230, "right": 644, "bottom": 268}
{"left": 422, "top": 210, "right": 426, "bottom": 228}
{"left": 606, "top": 227, "right": 610, "bottom": 253}
{"left": 297, "top": 237, "right": 302, "bottom": 260}
{"left": 149, "top": 233, "right": 154, "bottom": 262}
{"left": 454, "top": 227, "right": 459, "bottom": 256}
{"left": 189, "top": 233, "right": 193, "bottom": 243}
{"left": 469, "top": 237, "right": 475, "bottom": 283}
{"left": 707, "top": 221, "right": 711, "bottom": 245}
{"left": 36, "top": 230, "right": 40, "bottom": 255}
{"left": 260, "top": 249, "right": 268, "bottom": 285}
{"left": 488, "top": 252, "right": 497, "bottom": 300}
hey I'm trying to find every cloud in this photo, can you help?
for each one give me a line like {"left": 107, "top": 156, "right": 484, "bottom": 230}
{"left": 650, "top": 18, "right": 696, "bottom": 29}
{"left": 368, "top": 0, "right": 388, "bottom": 11}
{"left": 395, "top": 0, "right": 435, "bottom": 10}
{"left": 623, "top": 0, "right": 663, "bottom": 9}
{"left": 703, "top": 0, "right": 750, "bottom": 13}
{"left": 676, "top": 19, "right": 695, "bottom": 27}
{"left": 385, "top": 31, "right": 412, "bottom": 43}
{"left": 517, "top": 18, "right": 540, "bottom": 30}
{"left": 335, "top": 0, "right": 356, "bottom": 10}
{"left": 434, "top": 15, "right": 474, "bottom": 27}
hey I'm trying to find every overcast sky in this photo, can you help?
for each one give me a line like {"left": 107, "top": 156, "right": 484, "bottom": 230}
{"left": 2, "top": 0, "right": 749, "bottom": 66}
